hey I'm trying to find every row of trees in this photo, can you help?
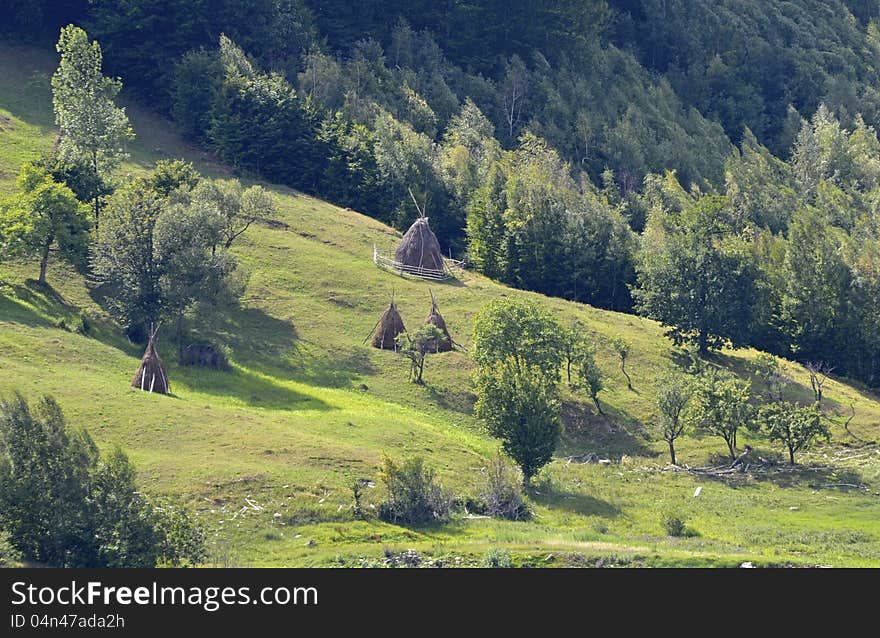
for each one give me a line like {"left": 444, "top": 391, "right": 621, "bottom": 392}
{"left": 167, "top": 34, "right": 640, "bottom": 310}
{"left": 657, "top": 363, "right": 829, "bottom": 467}
{"left": 13, "top": 2, "right": 880, "bottom": 195}
{"left": 470, "top": 298, "right": 832, "bottom": 486}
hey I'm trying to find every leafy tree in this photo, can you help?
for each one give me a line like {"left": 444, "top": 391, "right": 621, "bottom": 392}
{"left": 782, "top": 208, "right": 851, "bottom": 365}
{"left": 152, "top": 500, "right": 207, "bottom": 567}
{"left": 440, "top": 98, "right": 500, "bottom": 207}
{"left": 51, "top": 25, "right": 133, "bottom": 224}
{"left": 147, "top": 159, "right": 201, "bottom": 198}
{"left": 656, "top": 372, "right": 692, "bottom": 465}
{"left": 752, "top": 353, "right": 791, "bottom": 403}
{"left": 560, "top": 320, "right": 587, "bottom": 384}
{"left": 91, "top": 180, "right": 164, "bottom": 340}
{"left": 170, "top": 48, "right": 225, "bottom": 141}
{"left": 395, "top": 325, "right": 446, "bottom": 384}
{"left": 0, "top": 164, "right": 90, "bottom": 284}
{"left": 209, "top": 35, "right": 323, "bottom": 193}
{"left": 92, "top": 173, "right": 241, "bottom": 343}
{"left": 184, "top": 180, "right": 276, "bottom": 251}
{"left": 499, "top": 55, "right": 530, "bottom": 142}
{"left": 687, "top": 368, "right": 754, "bottom": 460}
{"left": 0, "top": 393, "right": 97, "bottom": 566}
{"left": 474, "top": 358, "right": 562, "bottom": 486}
{"left": 758, "top": 402, "right": 829, "bottom": 464}
{"left": 0, "top": 393, "right": 205, "bottom": 567}
{"left": 472, "top": 297, "right": 564, "bottom": 383}
{"left": 573, "top": 345, "right": 604, "bottom": 415}
{"left": 90, "top": 446, "right": 163, "bottom": 568}
{"left": 154, "top": 197, "right": 230, "bottom": 354}
{"left": 610, "top": 335, "right": 632, "bottom": 390}
{"left": 634, "top": 194, "right": 757, "bottom": 354}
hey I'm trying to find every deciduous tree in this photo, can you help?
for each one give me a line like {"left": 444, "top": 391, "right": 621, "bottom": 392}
{"left": 0, "top": 164, "right": 90, "bottom": 284}
{"left": 51, "top": 25, "right": 133, "bottom": 224}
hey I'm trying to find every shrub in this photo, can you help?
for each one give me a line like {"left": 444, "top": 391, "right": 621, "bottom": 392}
{"left": 661, "top": 512, "right": 687, "bottom": 537}
{"left": 377, "top": 455, "right": 452, "bottom": 526}
{"left": 75, "top": 313, "right": 91, "bottom": 336}
{"left": 482, "top": 547, "right": 512, "bottom": 568}
{"left": 480, "top": 453, "right": 531, "bottom": 521}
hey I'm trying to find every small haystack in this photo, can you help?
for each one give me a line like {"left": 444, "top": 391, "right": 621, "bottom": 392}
{"left": 424, "top": 291, "right": 452, "bottom": 353}
{"left": 181, "top": 343, "right": 231, "bottom": 371}
{"left": 131, "top": 324, "right": 170, "bottom": 394}
{"left": 369, "top": 298, "right": 407, "bottom": 350}
{"left": 395, "top": 216, "right": 446, "bottom": 273}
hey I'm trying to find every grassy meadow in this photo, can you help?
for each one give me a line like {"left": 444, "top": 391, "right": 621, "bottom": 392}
{"left": 1, "top": 41, "right": 879, "bottom": 567}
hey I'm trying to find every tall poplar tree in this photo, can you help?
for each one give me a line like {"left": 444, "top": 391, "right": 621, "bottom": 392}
{"left": 51, "top": 24, "right": 133, "bottom": 225}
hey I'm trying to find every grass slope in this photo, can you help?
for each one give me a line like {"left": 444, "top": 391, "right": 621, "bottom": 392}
{"left": 1, "top": 41, "right": 879, "bottom": 567}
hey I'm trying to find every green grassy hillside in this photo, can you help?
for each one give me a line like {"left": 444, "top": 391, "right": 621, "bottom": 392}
{"left": 2, "top": 41, "right": 880, "bottom": 567}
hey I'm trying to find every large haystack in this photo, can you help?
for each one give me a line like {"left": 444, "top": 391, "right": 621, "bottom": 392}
{"left": 370, "top": 299, "right": 406, "bottom": 350}
{"left": 131, "top": 325, "right": 170, "bottom": 394}
{"left": 395, "top": 217, "right": 445, "bottom": 273}
{"left": 424, "top": 292, "right": 452, "bottom": 353}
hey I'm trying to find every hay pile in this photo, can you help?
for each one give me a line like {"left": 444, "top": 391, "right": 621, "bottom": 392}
{"left": 395, "top": 217, "right": 445, "bottom": 272}
{"left": 181, "top": 343, "right": 231, "bottom": 370}
{"left": 132, "top": 325, "right": 170, "bottom": 394}
{"left": 370, "top": 300, "right": 406, "bottom": 350}
{"left": 424, "top": 292, "right": 452, "bottom": 352}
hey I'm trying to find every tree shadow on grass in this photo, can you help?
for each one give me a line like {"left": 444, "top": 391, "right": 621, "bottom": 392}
{"left": 425, "top": 383, "right": 476, "bottom": 414}
{"left": 558, "top": 400, "right": 657, "bottom": 459}
{"left": 529, "top": 481, "right": 621, "bottom": 518}
{"left": 0, "top": 280, "right": 69, "bottom": 328}
{"left": 171, "top": 363, "right": 331, "bottom": 411}
{"left": 286, "top": 344, "right": 379, "bottom": 389}
{"left": 685, "top": 448, "right": 869, "bottom": 491}
{"left": 1, "top": 279, "right": 135, "bottom": 353}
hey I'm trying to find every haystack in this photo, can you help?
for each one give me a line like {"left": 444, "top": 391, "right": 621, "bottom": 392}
{"left": 424, "top": 291, "right": 452, "bottom": 353}
{"left": 131, "top": 324, "right": 170, "bottom": 394}
{"left": 370, "top": 298, "right": 406, "bottom": 350}
{"left": 395, "top": 216, "right": 446, "bottom": 273}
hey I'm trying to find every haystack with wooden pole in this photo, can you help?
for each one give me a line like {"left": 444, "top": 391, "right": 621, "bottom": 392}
{"left": 367, "top": 296, "right": 407, "bottom": 350}
{"left": 131, "top": 323, "right": 170, "bottom": 394}
{"left": 393, "top": 189, "right": 446, "bottom": 275}
{"left": 424, "top": 290, "right": 453, "bottom": 353}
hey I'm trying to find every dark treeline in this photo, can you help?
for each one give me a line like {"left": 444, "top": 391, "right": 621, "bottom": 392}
{"left": 3, "top": 1, "right": 880, "bottom": 386}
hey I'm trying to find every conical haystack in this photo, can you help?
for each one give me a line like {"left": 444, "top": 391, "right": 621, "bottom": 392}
{"left": 424, "top": 291, "right": 452, "bottom": 353}
{"left": 131, "top": 324, "right": 170, "bottom": 394}
{"left": 370, "top": 299, "right": 406, "bottom": 350}
{"left": 395, "top": 217, "right": 445, "bottom": 273}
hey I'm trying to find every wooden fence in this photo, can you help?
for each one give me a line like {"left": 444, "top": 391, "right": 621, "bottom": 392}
{"left": 373, "top": 245, "right": 452, "bottom": 281}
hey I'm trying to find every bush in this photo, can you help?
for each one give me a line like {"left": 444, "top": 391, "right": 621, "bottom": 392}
{"left": 661, "top": 512, "right": 688, "bottom": 537}
{"left": 75, "top": 313, "right": 91, "bottom": 336}
{"left": 480, "top": 453, "right": 531, "bottom": 521}
{"left": 377, "top": 455, "right": 452, "bottom": 526}
{"left": 482, "top": 547, "right": 512, "bottom": 568}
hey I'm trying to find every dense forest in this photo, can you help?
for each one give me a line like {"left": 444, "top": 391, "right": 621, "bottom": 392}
{"left": 3, "top": 0, "right": 880, "bottom": 387}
